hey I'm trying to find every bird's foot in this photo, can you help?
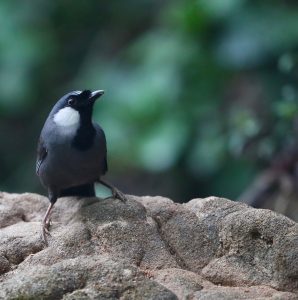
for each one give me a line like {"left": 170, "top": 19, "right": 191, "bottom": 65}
{"left": 45, "top": 218, "right": 52, "bottom": 228}
{"left": 112, "top": 187, "right": 127, "bottom": 202}
{"left": 41, "top": 220, "right": 51, "bottom": 246}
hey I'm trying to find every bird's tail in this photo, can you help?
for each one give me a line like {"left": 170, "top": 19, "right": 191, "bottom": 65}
{"left": 60, "top": 183, "right": 95, "bottom": 197}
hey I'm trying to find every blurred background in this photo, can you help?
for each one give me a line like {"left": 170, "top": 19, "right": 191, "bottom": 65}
{"left": 1, "top": 0, "right": 298, "bottom": 221}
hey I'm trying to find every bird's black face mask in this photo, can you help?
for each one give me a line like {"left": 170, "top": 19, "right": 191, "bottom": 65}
{"left": 66, "top": 90, "right": 104, "bottom": 111}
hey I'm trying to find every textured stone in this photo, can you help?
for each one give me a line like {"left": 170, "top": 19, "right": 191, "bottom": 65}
{"left": 0, "top": 192, "right": 297, "bottom": 299}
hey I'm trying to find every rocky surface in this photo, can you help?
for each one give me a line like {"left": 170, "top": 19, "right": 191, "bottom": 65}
{"left": 0, "top": 192, "right": 297, "bottom": 299}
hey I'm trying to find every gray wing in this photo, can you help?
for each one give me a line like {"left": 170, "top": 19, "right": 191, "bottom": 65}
{"left": 36, "top": 137, "right": 47, "bottom": 175}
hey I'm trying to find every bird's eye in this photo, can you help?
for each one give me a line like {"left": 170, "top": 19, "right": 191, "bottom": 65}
{"left": 68, "top": 98, "right": 75, "bottom": 106}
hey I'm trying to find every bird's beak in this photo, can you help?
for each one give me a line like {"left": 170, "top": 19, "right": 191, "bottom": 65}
{"left": 90, "top": 90, "right": 104, "bottom": 101}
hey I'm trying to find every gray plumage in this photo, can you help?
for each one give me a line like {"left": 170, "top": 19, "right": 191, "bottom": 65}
{"left": 37, "top": 120, "right": 107, "bottom": 196}
{"left": 36, "top": 89, "right": 126, "bottom": 245}
{"left": 37, "top": 90, "right": 106, "bottom": 200}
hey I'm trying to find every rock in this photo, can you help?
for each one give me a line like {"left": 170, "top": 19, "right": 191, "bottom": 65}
{"left": 153, "top": 268, "right": 207, "bottom": 299}
{"left": 192, "top": 285, "right": 297, "bottom": 300}
{"left": 1, "top": 256, "right": 177, "bottom": 300}
{"left": 0, "top": 192, "right": 297, "bottom": 299}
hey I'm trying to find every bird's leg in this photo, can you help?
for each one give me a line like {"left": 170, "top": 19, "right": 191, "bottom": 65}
{"left": 41, "top": 202, "right": 54, "bottom": 245}
{"left": 41, "top": 191, "right": 57, "bottom": 246}
{"left": 98, "top": 179, "right": 127, "bottom": 202}
{"left": 42, "top": 203, "right": 53, "bottom": 231}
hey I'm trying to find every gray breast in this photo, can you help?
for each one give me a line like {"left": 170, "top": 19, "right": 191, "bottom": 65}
{"left": 39, "top": 121, "right": 105, "bottom": 191}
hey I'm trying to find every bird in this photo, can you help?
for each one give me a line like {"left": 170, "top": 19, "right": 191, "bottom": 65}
{"left": 36, "top": 89, "right": 126, "bottom": 245}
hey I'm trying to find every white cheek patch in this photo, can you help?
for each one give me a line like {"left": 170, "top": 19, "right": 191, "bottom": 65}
{"left": 53, "top": 107, "right": 80, "bottom": 129}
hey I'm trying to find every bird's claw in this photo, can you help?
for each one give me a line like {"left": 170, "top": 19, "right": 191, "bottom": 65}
{"left": 45, "top": 219, "right": 52, "bottom": 228}
{"left": 112, "top": 188, "right": 127, "bottom": 202}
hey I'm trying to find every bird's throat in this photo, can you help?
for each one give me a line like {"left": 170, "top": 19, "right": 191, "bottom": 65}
{"left": 53, "top": 106, "right": 96, "bottom": 151}
{"left": 72, "top": 122, "right": 96, "bottom": 151}
{"left": 53, "top": 107, "right": 80, "bottom": 128}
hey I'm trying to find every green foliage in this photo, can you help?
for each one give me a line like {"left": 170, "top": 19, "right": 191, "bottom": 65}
{"left": 1, "top": 0, "right": 298, "bottom": 200}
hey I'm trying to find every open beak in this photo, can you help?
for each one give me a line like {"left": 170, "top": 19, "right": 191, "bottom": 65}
{"left": 90, "top": 90, "right": 104, "bottom": 101}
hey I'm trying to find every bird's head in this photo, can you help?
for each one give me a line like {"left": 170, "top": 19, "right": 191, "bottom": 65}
{"left": 51, "top": 89, "right": 104, "bottom": 127}
{"left": 59, "top": 89, "right": 104, "bottom": 110}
